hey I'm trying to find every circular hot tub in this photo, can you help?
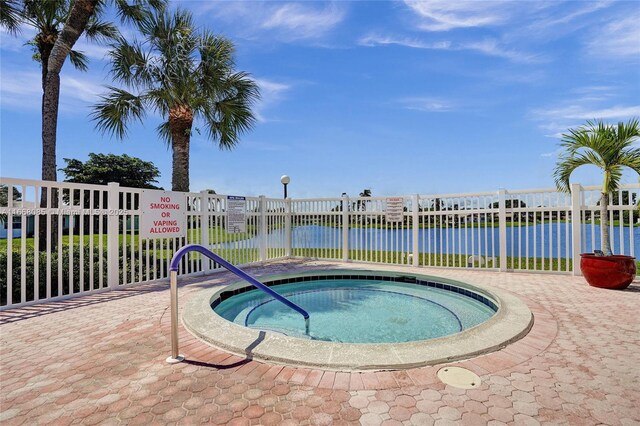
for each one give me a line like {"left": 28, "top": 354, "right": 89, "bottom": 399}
{"left": 183, "top": 270, "right": 532, "bottom": 371}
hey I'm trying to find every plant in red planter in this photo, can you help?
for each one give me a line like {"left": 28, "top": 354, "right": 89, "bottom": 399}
{"left": 554, "top": 118, "right": 640, "bottom": 290}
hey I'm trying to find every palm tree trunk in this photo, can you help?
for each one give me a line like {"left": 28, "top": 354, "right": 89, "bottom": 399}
{"left": 600, "top": 192, "right": 612, "bottom": 256}
{"left": 169, "top": 107, "right": 194, "bottom": 192}
{"left": 171, "top": 136, "right": 190, "bottom": 192}
{"left": 38, "top": 39, "right": 55, "bottom": 251}
{"left": 42, "top": 72, "right": 60, "bottom": 182}
{"left": 39, "top": 0, "right": 96, "bottom": 251}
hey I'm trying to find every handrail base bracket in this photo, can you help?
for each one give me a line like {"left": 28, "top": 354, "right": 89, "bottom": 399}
{"left": 166, "top": 355, "right": 185, "bottom": 364}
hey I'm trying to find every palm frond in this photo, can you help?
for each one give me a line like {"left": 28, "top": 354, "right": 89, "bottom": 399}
{"left": 108, "top": 38, "right": 154, "bottom": 88}
{"left": 91, "top": 87, "right": 146, "bottom": 139}
{"left": 114, "top": 0, "right": 149, "bottom": 25}
{"left": 84, "top": 19, "right": 119, "bottom": 43}
{"left": 68, "top": 49, "right": 88, "bottom": 71}
{"left": 555, "top": 117, "right": 640, "bottom": 193}
{"left": 22, "top": 0, "right": 68, "bottom": 29}
{"left": 156, "top": 121, "right": 172, "bottom": 147}
{"left": 553, "top": 153, "right": 597, "bottom": 193}
{"left": 0, "top": 0, "right": 21, "bottom": 34}
{"left": 204, "top": 92, "right": 258, "bottom": 149}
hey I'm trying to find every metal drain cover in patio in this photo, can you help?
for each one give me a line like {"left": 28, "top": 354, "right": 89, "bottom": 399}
{"left": 437, "top": 367, "right": 481, "bottom": 389}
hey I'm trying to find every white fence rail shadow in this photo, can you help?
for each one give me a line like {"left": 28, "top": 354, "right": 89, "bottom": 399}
{"left": 1, "top": 177, "right": 638, "bottom": 310}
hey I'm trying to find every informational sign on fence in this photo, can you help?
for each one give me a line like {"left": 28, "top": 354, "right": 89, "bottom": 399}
{"left": 226, "top": 196, "right": 247, "bottom": 233}
{"left": 385, "top": 197, "right": 404, "bottom": 222}
{"left": 140, "top": 190, "right": 186, "bottom": 239}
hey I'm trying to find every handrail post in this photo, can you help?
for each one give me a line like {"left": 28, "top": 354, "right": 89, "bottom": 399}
{"left": 166, "top": 270, "right": 184, "bottom": 363}
{"left": 571, "top": 183, "right": 583, "bottom": 276}
{"left": 498, "top": 188, "right": 508, "bottom": 272}
{"left": 412, "top": 195, "right": 419, "bottom": 267}
{"left": 342, "top": 195, "right": 349, "bottom": 262}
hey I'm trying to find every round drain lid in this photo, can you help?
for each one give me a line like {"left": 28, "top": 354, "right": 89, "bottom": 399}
{"left": 437, "top": 367, "right": 481, "bottom": 389}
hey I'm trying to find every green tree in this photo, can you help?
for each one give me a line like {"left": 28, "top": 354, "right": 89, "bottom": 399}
{"left": 490, "top": 199, "right": 527, "bottom": 209}
{"left": 92, "top": 7, "right": 260, "bottom": 192}
{"left": 0, "top": 185, "right": 22, "bottom": 226}
{"left": 554, "top": 118, "right": 640, "bottom": 255}
{"left": 60, "top": 153, "right": 162, "bottom": 189}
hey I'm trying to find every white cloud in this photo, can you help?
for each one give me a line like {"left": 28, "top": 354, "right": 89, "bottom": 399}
{"left": 0, "top": 69, "right": 103, "bottom": 112}
{"left": 201, "top": 2, "right": 346, "bottom": 42}
{"left": 359, "top": 34, "right": 451, "bottom": 50}
{"left": 0, "top": 70, "right": 44, "bottom": 110}
{"left": 261, "top": 3, "right": 344, "bottom": 38}
{"left": 399, "top": 97, "right": 455, "bottom": 112}
{"left": 253, "top": 78, "right": 292, "bottom": 123}
{"left": 62, "top": 77, "right": 102, "bottom": 102}
{"left": 463, "top": 39, "right": 544, "bottom": 63}
{"left": 525, "top": 1, "right": 611, "bottom": 34}
{"left": 535, "top": 105, "right": 640, "bottom": 121}
{"left": 403, "top": 0, "right": 513, "bottom": 31}
{"left": 358, "top": 33, "right": 543, "bottom": 63}
{"left": 586, "top": 12, "right": 640, "bottom": 58}
{"left": 71, "top": 40, "right": 111, "bottom": 61}
{"left": 531, "top": 89, "right": 640, "bottom": 142}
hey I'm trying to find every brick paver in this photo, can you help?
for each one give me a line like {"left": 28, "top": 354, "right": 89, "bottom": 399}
{"left": 1, "top": 260, "right": 639, "bottom": 425}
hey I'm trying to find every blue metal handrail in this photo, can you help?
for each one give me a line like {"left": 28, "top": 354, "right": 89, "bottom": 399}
{"left": 166, "top": 244, "right": 309, "bottom": 363}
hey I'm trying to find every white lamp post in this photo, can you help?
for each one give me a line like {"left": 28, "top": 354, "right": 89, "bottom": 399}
{"left": 280, "top": 175, "right": 290, "bottom": 199}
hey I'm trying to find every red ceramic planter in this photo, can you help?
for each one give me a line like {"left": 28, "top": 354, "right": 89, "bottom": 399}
{"left": 580, "top": 254, "right": 636, "bottom": 290}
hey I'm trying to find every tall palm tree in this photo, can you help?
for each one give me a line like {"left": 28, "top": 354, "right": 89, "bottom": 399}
{"left": 0, "top": 0, "right": 120, "bottom": 181}
{"left": 92, "top": 8, "right": 260, "bottom": 192}
{"left": 554, "top": 118, "right": 640, "bottom": 256}
{"left": 356, "top": 188, "right": 371, "bottom": 211}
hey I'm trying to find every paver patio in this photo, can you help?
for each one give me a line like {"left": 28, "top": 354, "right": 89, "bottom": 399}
{"left": 1, "top": 259, "right": 639, "bottom": 425}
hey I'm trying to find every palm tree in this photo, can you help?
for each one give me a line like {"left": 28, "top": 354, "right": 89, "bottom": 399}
{"left": 554, "top": 118, "right": 640, "bottom": 256}
{"left": 92, "top": 8, "right": 260, "bottom": 192}
{"left": 0, "top": 0, "right": 121, "bottom": 181}
{"left": 356, "top": 189, "right": 371, "bottom": 211}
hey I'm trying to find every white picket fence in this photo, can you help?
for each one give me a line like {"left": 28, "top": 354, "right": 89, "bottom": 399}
{"left": 1, "top": 177, "right": 638, "bottom": 310}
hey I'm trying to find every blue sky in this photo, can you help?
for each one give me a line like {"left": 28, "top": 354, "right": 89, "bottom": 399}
{"left": 1, "top": 1, "right": 639, "bottom": 198}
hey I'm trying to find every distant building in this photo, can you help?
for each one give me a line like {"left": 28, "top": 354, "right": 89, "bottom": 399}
{"left": 0, "top": 201, "right": 35, "bottom": 238}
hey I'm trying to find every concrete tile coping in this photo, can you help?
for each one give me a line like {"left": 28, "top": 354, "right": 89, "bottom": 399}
{"left": 182, "top": 269, "right": 533, "bottom": 372}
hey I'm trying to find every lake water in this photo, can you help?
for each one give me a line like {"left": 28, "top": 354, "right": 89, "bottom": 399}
{"left": 219, "top": 224, "right": 639, "bottom": 259}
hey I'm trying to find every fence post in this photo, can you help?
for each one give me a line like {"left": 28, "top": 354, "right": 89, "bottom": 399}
{"left": 342, "top": 195, "right": 349, "bottom": 262}
{"left": 412, "top": 194, "right": 419, "bottom": 267}
{"left": 107, "top": 182, "right": 120, "bottom": 289}
{"left": 259, "top": 196, "right": 267, "bottom": 261}
{"left": 498, "top": 188, "right": 508, "bottom": 272}
{"left": 570, "top": 183, "right": 583, "bottom": 276}
{"left": 200, "top": 190, "right": 210, "bottom": 272}
{"left": 284, "top": 198, "right": 292, "bottom": 257}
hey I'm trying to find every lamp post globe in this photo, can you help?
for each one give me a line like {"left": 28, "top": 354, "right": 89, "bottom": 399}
{"left": 280, "top": 175, "right": 290, "bottom": 199}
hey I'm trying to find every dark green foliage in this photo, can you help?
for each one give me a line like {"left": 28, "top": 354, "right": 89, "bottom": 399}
{"left": 60, "top": 153, "right": 162, "bottom": 189}
{"left": 0, "top": 245, "right": 107, "bottom": 306}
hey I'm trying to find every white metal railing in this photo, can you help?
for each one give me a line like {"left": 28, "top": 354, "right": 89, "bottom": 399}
{"left": 1, "top": 177, "right": 638, "bottom": 310}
